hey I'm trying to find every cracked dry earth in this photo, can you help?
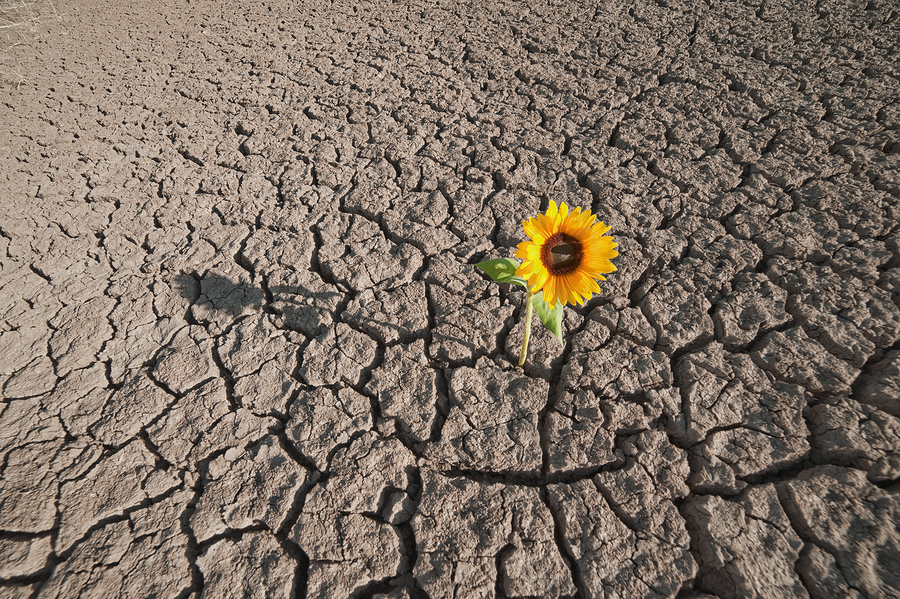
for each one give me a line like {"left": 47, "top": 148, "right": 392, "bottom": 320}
{"left": 1, "top": 0, "right": 900, "bottom": 597}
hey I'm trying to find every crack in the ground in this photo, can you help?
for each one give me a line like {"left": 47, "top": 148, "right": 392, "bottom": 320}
{"left": 4, "top": 0, "right": 900, "bottom": 596}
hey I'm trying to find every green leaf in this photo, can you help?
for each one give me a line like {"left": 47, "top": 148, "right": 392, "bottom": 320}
{"left": 474, "top": 258, "right": 527, "bottom": 288}
{"left": 532, "top": 291, "right": 564, "bottom": 346}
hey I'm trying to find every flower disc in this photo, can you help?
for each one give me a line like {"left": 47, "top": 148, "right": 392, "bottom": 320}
{"left": 514, "top": 200, "right": 617, "bottom": 306}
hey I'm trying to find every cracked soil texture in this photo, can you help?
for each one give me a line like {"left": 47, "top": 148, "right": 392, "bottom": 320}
{"left": 2, "top": 0, "right": 900, "bottom": 597}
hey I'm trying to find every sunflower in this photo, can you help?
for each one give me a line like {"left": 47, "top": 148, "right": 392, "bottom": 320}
{"left": 515, "top": 200, "right": 618, "bottom": 306}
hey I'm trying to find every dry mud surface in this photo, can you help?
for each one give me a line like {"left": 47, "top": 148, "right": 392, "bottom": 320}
{"left": 2, "top": 0, "right": 900, "bottom": 597}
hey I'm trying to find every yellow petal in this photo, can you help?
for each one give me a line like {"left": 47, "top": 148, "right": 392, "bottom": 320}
{"left": 581, "top": 272, "right": 602, "bottom": 294}
{"left": 523, "top": 218, "right": 546, "bottom": 243}
{"left": 554, "top": 279, "right": 566, "bottom": 305}
{"left": 561, "top": 209, "right": 592, "bottom": 237}
{"left": 536, "top": 213, "right": 557, "bottom": 238}
{"left": 556, "top": 202, "right": 569, "bottom": 227}
{"left": 543, "top": 277, "right": 558, "bottom": 307}
{"left": 546, "top": 200, "right": 558, "bottom": 222}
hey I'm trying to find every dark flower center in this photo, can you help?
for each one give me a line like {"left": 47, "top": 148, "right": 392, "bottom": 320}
{"left": 540, "top": 232, "right": 583, "bottom": 276}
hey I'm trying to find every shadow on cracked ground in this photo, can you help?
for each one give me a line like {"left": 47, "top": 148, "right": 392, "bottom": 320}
{"left": 1, "top": 0, "right": 900, "bottom": 597}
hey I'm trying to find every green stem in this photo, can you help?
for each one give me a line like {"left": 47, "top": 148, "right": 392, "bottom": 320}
{"left": 518, "top": 290, "right": 535, "bottom": 367}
